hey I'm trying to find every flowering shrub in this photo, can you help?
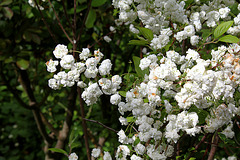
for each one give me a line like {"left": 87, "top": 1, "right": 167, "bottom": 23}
{"left": 43, "top": 0, "right": 240, "bottom": 159}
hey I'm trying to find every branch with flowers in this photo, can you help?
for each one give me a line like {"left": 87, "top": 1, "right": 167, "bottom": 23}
{"left": 27, "top": 0, "right": 240, "bottom": 159}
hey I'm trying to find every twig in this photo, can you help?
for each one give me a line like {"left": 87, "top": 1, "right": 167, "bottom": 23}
{"left": 62, "top": 0, "right": 74, "bottom": 31}
{"left": 33, "top": 0, "right": 57, "bottom": 43}
{"left": 77, "top": 87, "right": 91, "bottom": 160}
{"left": 186, "top": 133, "right": 209, "bottom": 160}
{"left": 83, "top": 118, "right": 118, "bottom": 133}
{"left": 207, "top": 133, "right": 219, "bottom": 160}
{"left": 48, "top": 0, "right": 73, "bottom": 44}
{"left": 0, "top": 64, "right": 30, "bottom": 109}
{"left": 88, "top": 30, "right": 115, "bottom": 49}
{"left": 77, "top": 0, "right": 92, "bottom": 42}
{"left": 55, "top": 86, "right": 77, "bottom": 149}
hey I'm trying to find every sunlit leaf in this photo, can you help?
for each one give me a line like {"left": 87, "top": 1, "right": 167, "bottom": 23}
{"left": 219, "top": 35, "right": 239, "bottom": 43}
{"left": 214, "top": 21, "right": 233, "bottom": 39}
{"left": 48, "top": 148, "right": 68, "bottom": 155}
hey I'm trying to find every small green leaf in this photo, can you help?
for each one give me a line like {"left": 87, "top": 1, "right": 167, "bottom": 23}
{"left": 137, "top": 27, "right": 154, "bottom": 41}
{"left": 16, "top": 59, "right": 29, "bottom": 70}
{"left": 91, "top": 0, "right": 107, "bottom": 7}
{"left": 0, "top": 0, "right": 13, "bottom": 6}
{"left": 85, "top": 8, "right": 96, "bottom": 28}
{"left": 133, "top": 138, "right": 140, "bottom": 146}
{"left": 48, "top": 148, "right": 68, "bottom": 155}
{"left": 119, "top": 91, "right": 126, "bottom": 97}
{"left": 71, "top": 142, "right": 81, "bottom": 150}
{"left": 128, "top": 40, "right": 149, "bottom": 46}
{"left": 214, "top": 21, "right": 233, "bottom": 39}
{"left": 219, "top": 35, "right": 239, "bottom": 43}
{"left": 127, "top": 116, "right": 135, "bottom": 122}
{"left": 3, "top": 7, "right": 13, "bottom": 19}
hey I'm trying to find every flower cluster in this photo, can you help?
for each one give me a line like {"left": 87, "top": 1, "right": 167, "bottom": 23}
{"left": 46, "top": 45, "right": 121, "bottom": 106}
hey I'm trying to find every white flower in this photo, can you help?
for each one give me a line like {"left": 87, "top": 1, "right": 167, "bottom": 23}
{"left": 184, "top": 25, "right": 195, "bottom": 37}
{"left": 99, "top": 59, "right": 112, "bottom": 76}
{"left": 103, "top": 151, "right": 112, "bottom": 160}
{"left": 91, "top": 148, "right": 101, "bottom": 158}
{"left": 84, "top": 68, "right": 98, "bottom": 79}
{"left": 135, "top": 143, "right": 145, "bottom": 155}
{"left": 48, "top": 78, "right": 59, "bottom": 90}
{"left": 219, "top": 7, "right": 230, "bottom": 19}
{"left": 130, "top": 24, "right": 139, "bottom": 34}
{"left": 68, "top": 153, "right": 78, "bottom": 160}
{"left": 130, "top": 154, "right": 143, "bottom": 160}
{"left": 110, "top": 93, "right": 121, "bottom": 105}
{"left": 139, "top": 57, "right": 151, "bottom": 70}
{"left": 104, "top": 36, "right": 112, "bottom": 43}
{"left": 60, "top": 55, "right": 75, "bottom": 69}
{"left": 94, "top": 49, "right": 104, "bottom": 62}
{"left": 77, "top": 81, "right": 87, "bottom": 88}
{"left": 79, "top": 48, "right": 90, "bottom": 60}
{"left": 85, "top": 57, "right": 98, "bottom": 69}
{"left": 119, "top": 116, "right": 128, "bottom": 125}
{"left": 174, "top": 31, "right": 188, "bottom": 42}
{"left": 116, "top": 145, "right": 130, "bottom": 158}
{"left": 110, "top": 26, "right": 116, "bottom": 33}
{"left": 53, "top": 44, "right": 68, "bottom": 59}
{"left": 190, "top": 35, "right": 199, "bottom": 46}
{"left": 150, "top": 35, "right": 169, "bottom": 50}
{"left": 117, "top": 129, "right": 128, "bottom": 144}
{"left": 186, "top": 49, "right": 200, "bottom": 61}
{"left": 46, "top": 59, "right": 58, "bottom": 72}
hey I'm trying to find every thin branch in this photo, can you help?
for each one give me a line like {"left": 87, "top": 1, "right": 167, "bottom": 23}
{"left": 62, "top": 0, "right": 74, "bottom": 31}
{"left": 77, "top": 87, "right": 91, "bottom": 160}
{"left": 88, "top": 30, "right": 115, "bottom": 49}
{"left": 48, "top": 0, "right": 73, "bottom": 44}
{"left": 77, "top": 0, "right": 92, "bottom": 42}
{"left": 33, "top": 0, "right": 58, "bottom": 43}
{"left": 73, "top": 0, "right": 77, "bottom": 40}
{"left": 55, "top": 86, "right": 77, "bottom": 149}
{"left": 186, "top": 133, "right": 209, "bottom": 160}
{"left": 32, "top": 109, "right": 53, "bottom": 145}
{"left": 0, "top": 65, "right": 30, "bottom": 109}
{"left": 40, "top": 112, "right": 59, "bottom": 137}
{"left": 15, "top": 65, "right": 53, "bottom": 145}
{"left": 207, "top": 133, "right": 219, "bottom": 160}
{"left": 83, "top": 118, "right": 118, "bottom": 133}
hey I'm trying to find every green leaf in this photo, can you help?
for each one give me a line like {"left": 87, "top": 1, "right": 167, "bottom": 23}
{"left": 85, "top": 8, "right": 96, "bottom": 28}
{"left": 137, "top": 27, "right": 153, "bottom": 41}
{"left": 3, "top": 7, "right": 13, "bottom": 19}
{"left": 91, "top": 0, "right": 107, "bottom": 7}
{"left": 132, "top": 56, "right": 149, "bottom": 77}
{"left": 69, "top": 128, "right": 79, "bottom": 146}
{"left": 201, "top": 29, "right": 212, "bottom": 42}
{"left": 128, "top": 40, "right": 149, "bottom": 46}
{"left": 219, "top": 35, "right": 239, "bottom": 43}
{"left": 0, "top": 0, "right": 13, "bottom": 6}
{"left": 119, "top": 91, "right": 126, "bottom": 97}
{"left": 133, "top": 138, "right": 140, "bottom": 146}
{"left": 16, "top": 59, "right": 29, "bottom": 70}
{"left": 127, "top": 116, "right": 135, "bottom": 122}
{"left": 71, "top": 142, "right": 81, "bottom": 150}
{"left": 48, "top": 148, "right": 68, "bottom": 155}
{"left": 214, "top": 21, "right": 233, "bottom": 39}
